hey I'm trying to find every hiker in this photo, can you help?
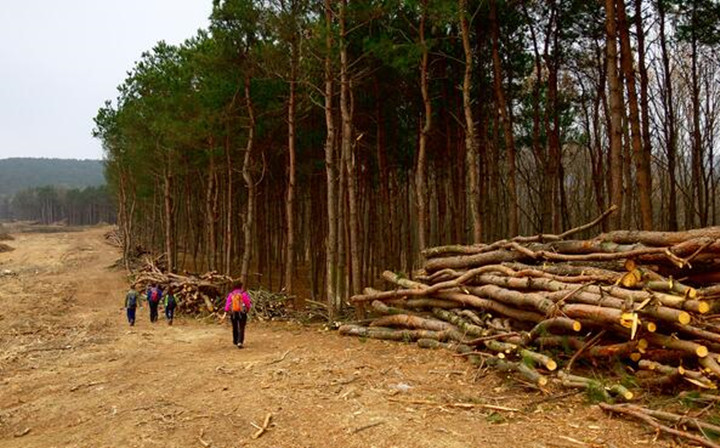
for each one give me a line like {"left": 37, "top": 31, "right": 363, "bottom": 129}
{"left": 222, "top": 281, "right": 252, "bottom": 349}
{"left": 125, "top": 284, "right": 139, "bottom": 326}
{"left": 146, "top": 284, "right": 162, "bottom": 323}
{"left": 164, "top": 286, "right": 177, "bottom": 325}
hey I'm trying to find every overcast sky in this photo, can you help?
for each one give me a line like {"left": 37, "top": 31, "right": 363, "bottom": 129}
{"left": 0, "top": 1, "right": 212, "bottom": 161}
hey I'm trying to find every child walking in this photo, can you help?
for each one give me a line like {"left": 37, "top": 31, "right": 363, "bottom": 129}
{"left": 223, "top": 281, "right": 252, "bottom": 349}
{"left": 164, "top": 287, "right": 177, "bottom": 325}
{"left": 125, "top": 284, "right": 139, "bottom": 326}
{"left": 146, "top": 284, "right": 162, "bottom": 323}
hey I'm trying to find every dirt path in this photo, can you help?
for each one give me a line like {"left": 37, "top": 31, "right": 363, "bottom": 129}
{"left": 0, "top": 227, "right": 676, "bottom": 447}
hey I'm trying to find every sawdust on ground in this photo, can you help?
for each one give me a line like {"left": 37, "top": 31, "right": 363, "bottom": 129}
{"left": 0, "top": 226, "right": 681, "bottom": 448}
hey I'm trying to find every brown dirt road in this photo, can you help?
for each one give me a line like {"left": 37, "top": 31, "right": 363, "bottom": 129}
{"left": 0, "top": 227, "right": 677, "bottom": 447}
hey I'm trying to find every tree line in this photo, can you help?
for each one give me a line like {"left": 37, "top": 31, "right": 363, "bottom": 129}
{"left": 1, "top": 185, "right": 116, "bottom": 226}
{"left": 93, "top": 0, "right": 720, "bottom": 316}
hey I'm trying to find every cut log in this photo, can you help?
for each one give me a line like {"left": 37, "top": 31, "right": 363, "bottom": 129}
{"left": 369, "top": 315, "right": 456, "bottom": 332}
{"left": 600, "top": 402, "right": 720, "bottom": 448}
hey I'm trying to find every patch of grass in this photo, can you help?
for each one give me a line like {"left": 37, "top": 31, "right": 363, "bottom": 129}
{"left": 584, "top": 381, "right": 610, "bottom": 404}
{"left": 485, "top": 412, "right": 505, "bottom": 424}
{"left": 521, "top": 354, "right": 537, "bottom": 369}
{"left": 619, "top": 372, "right": 639, "bottom": 389}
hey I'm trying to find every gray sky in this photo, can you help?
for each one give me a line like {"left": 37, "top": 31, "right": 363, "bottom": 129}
{"left": 0, "top": 1, "right": 212, "bottom": 161}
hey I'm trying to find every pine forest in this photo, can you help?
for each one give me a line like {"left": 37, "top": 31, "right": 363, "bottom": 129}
{"left": 93, "top": 0, "right": 720, "bottom": 318}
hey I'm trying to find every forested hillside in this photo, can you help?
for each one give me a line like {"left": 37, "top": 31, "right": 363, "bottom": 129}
{"left": 0, "top": 158, "right": 105, "bottom": 196}
{"left": 0, "top": 158, "right": 113, "bottom": 224}
{"left": 93, "top": 0, "right": 720, "bottom": 314}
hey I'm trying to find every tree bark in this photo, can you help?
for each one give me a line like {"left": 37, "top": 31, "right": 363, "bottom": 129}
{"left": 285, "top": 5, "right": 298, "bottom": 300}
{"left": 240, "top": 74, "right": 256, "bottom": 286}
{"left": 459, "top": 0, "right": 482, "bottom": 243}
{"left": 340, "top": 0, "right": 362, "bottom": 313}
{"left": 605, "top": 0, "right": 623, "bottom": 230}
{"left": 616, "top": 0, "right": 653, "bottom": 230}
{"left": 657, "top": 0, "right": 678, "bottom": 230}
{"left": 325, "top": 0, "right": 338, "bottom": 318}
{"left": 416, "top": 0, "right": 431, "bottom": 253}
{"left": 490, "top": 0, "right": 518, "bottom": 237}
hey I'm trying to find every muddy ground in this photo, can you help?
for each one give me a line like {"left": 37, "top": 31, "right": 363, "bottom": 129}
{"left": 0, "top": 226, "right": 692, "bottom": 447}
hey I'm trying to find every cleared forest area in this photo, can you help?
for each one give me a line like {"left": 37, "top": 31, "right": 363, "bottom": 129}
{"left": 0, "top": 226, "right": 677, "bottom": 448}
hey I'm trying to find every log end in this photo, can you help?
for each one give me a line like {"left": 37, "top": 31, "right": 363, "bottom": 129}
{"left": 546, "top": 360, "right": 558, "bottom": 371}
{"left": 698, "top": 301, "right": 710, "bottom": 314}
{"left": 572, "top": 321, "right": 582, "bottom": 332}
{"left": 645, "top": 322, "right": 657, "bottom": 333}
{"left": 630, "top": 353, "right": 642, "bottom": 362}
{"left": 537, "top": 376, "right": 548, "bottom": 387}
{"left": 678, "top": 312, "right": 691, "bottom": 325}
{"left": 697, "top": 346, "right": 709, "bottom": 358}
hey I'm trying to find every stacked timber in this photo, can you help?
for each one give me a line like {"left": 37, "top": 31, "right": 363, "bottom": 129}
{"left": 133, "top": 257, "right": 233, "bottom": 314}
{"left": 251, "top": 288, "right": 294, "bottom": 321}
{"left": 345, "top": 209, "right": 720, "bottom": 397}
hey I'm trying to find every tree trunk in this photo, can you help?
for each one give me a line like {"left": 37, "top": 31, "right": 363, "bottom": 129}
{"left": 460, "top": 0, "right": 482, "bottom": 243}
{"left": 616, "top": 0, "right": 653, "bottom": 230}
{"left": 490, "top": 0, "right": 517, "bottom": 236}
{"left": 691, "top": 24, "right": 705, "bottom": 227}
{"left": 240, "top": 74, "right": 256, "bottom": 286}
{"left": 605, "top": 0, "right": 624, "bottom": 230}
{"left": 325, "top": 0, "right": 339, "bottom": 318}
{"left": 634, "top": 0, "right": 654, "bottom": 223}
{"left": 163, "top": 149, "right": 175, "bottom": 273}
{"left": 205, "top": 150, "right": 216, "bottom": 272}
{"left": 224, "top": 132, "right": 233, "bottom": 276}
{"left": 416, "top": 0, "right": 431, "bottom": 253}
{"left": 285, "top": 18, "right": 298, "bottom": 301}
{"left": 658, "top": 0, "right": 678, "bottom": 231}
{"left": 340, "top": 0, "right": 361, "bottom": 311}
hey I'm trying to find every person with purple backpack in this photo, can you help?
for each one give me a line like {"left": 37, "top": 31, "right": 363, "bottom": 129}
{"left": 222, "top": 281, "right": 252, "bottom": 349}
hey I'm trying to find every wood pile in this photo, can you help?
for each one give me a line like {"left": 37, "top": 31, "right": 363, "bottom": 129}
{"left": 250, "top": 288, "right": 294, "bottom": 321}
{"left": 103, "top": 228, "right": 122, "bottom": 248}
{"left": 133, "top": 257, "right": 233, "bottom": 314}
{"left": 345, "top": 208, "right": 720, "bottom": 400}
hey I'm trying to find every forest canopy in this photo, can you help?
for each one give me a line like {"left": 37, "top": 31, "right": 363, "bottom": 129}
{"left": 94, "top": 0, "right": 720, "bottom": 315}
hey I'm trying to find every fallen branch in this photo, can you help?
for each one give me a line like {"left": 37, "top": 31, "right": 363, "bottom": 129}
{"left": 388, "top": 397, "right": 520, "bottom": 412}
{"left": 599, "top": 402, "right": 720, "bottom": 448}
{"left": 251, "top": 413, "right": 273, "bottom": 439}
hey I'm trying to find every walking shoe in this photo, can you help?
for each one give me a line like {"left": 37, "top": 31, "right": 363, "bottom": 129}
{"left": 237, "top": 343, "right": 243, "bottom": 349}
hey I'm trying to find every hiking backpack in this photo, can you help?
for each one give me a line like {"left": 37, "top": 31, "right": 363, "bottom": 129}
{"left": 231, "top": 292, "right": 243, "bottom": 312}
{"left": 127, "top": 291, "right": 138, "bottom": 308}
{"left": 150, "top": 288, "right": 160, "bottom": 303}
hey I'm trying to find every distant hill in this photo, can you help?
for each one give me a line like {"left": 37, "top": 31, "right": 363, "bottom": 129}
{"left": 0, "top": 158, "right": 106, "bottom": 196}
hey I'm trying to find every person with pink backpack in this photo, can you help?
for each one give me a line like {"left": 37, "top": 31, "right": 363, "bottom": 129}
{"left": 222, "top": 281, "right": 252, "bottom": 349}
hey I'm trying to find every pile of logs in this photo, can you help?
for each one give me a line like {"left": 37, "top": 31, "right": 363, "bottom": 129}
{"left": 250, "top": 288, "right": 294, "bottom": 321}
{"left": 344, "top": 208, "right": 720, "bottom": 400}
{"left": 132, "top": 257, "right": 233, "bottom": 314}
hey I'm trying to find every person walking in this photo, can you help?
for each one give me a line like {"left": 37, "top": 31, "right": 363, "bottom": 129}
{"left": 164, "top": 287, "right": 177, "bottom": 325}
{"left": 125, "top": 284, "right": 139, "bottom": 326}
{"left": 146, "top": 284, "right": 162, "bottom": 323}
{"left": 222, "top": 281, "right": 252, "bottom": 349}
